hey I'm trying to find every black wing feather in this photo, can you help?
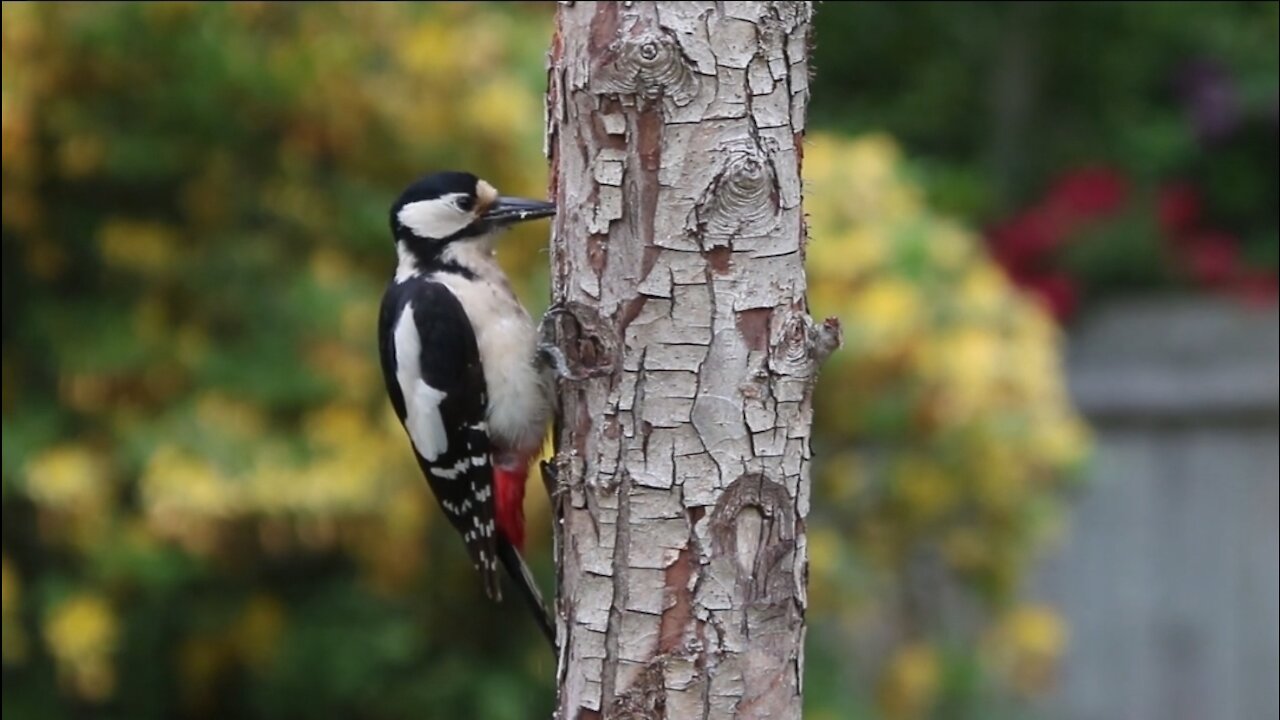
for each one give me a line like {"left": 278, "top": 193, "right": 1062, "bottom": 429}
{"left": 378, "top": 278, "right": 502, "bottom": 601}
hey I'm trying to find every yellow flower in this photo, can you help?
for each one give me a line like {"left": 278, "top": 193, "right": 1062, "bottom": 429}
{"left": 96, "top": 219, "right": 178, "bottom": 276}
{"left": 382, "top": 484, "right": 430, "bottom": 539}
{"left": 805, "top": 133, "right": 923, "bottom": 233}
{"left": 350, "top": 489, "right": 429, "bottom": 596}
{"left": 806, "top": 280, "right": 849, "bottom": 325}
{"left": 894, "top": 456, "right": 957, "bottom": 524}
{"left": 807, "top": 526, "right": 841, "bottom": 580}
{"left": 196, "top": 392, "right": 267, "bottom": 439}
{"left": 985, "top": 604, "right": 1068, "bottom": 696}
{"left": 308, "top": 341, "right": 379, "bottom": 401}
{"left": 44, "top": 593, "right": 119, "bottom": 702}
{"left": 820, "top": 450, "right": 864, "bottom": 505}
{"left": 966, "top": 433, "right": 1029, "bottom": 513}
{"left": 303, "top": 449, "right": 385, "bottom": 513}
{"left": 846, "top": 133, "right": 901, "bottom": 175}
{"left": 926, "top": 221, "right": 975, "bottom": 273}
{"left": 24, "top": 444, "right": 109, "bottom": 512}
{"left": 339, "top": 299, "right": 378, "bottom": 345}
{"left": 807, "top": 227, "right": 887, "bottom": 284}
{"left": 1030, "top": 416, "right": 1092, "bottom": 470}
{"left": 878, "top": 642, "right": 940, "bottom": 720}
{"left": 309, "top": 247, "right": 353, "bottom": 289}
{"left": 463, "top": 77, "right": 539, "bottom": 141}
{"left": 847, "top": 277, "right": 923, "bottom": 351}
{"left": 140, "top": 445, "right": 237, "bottom": 520}
{"left": 955, "top": 264, "right": 1010, "bottom": 319}
{"left": 303, "top": 404, "right": 369, "bottom": 450}
{"left": 396, "top": 22, "right": 463, "bottom": 77}
{"left": 800, "top": 134, "right": 840, "bottom": 183}
{"left": 244, "top": 451, "right": 302, "bottom": 515}
{"left": 1004, "top": 605, "right": 1066, "bottom": 658}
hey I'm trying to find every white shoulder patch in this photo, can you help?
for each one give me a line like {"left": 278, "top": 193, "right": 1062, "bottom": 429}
{"left": 393, "top": 302, "right": 449, "bottom": 462}
{"left": 394, "top": 241, "right": 419, "bottom": 283}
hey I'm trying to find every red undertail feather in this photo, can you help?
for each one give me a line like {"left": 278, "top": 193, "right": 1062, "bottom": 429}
{"left": 493, "top": 464, "right": 528, "bottom": 551}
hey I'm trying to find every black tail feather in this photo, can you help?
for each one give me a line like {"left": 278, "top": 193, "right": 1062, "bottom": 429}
{"left": 496, "top": 539, "right": 557, "bottom": 651}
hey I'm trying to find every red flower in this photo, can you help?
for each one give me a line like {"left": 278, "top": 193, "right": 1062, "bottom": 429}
{"left": 1228, "top": 271, "right": 1280, "bottom": 307}
{"left": 1023, "top": 272, "right": 1080, "bottom": 321}
{"left": 988, "top": 209, "right": 1065, "bottom": 273}
{"left": 1180, "top": 232, "right": 1242, "bottom": 287}
{"left": 986, "top": 166, "right": 1130, "bottom": 280}
{"left": 1045, "top": 166, "right": 1129, "bottom": 220}
{"left": 1157, "top": 183, "right": 1202, "bottom": 239}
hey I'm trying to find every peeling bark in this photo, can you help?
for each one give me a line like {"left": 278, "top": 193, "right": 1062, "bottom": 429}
{"left": 544, "top": 3, "right": 829, "bottom": 718}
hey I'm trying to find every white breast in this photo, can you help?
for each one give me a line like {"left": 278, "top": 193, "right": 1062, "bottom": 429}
{"left": 433, "top": 241, "right": 551, "bottom": 458}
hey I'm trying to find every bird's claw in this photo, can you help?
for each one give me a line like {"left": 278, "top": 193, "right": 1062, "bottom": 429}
{"left": 537, "top": 303, "right": 595, "bottom": 382}
{"left": 537, "top": 342, "right": 592, "bottom": 382}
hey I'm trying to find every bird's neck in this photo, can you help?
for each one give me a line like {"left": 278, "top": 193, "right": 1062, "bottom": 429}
{"left": 394, "top": 234, "right": 501, "bottom": 284}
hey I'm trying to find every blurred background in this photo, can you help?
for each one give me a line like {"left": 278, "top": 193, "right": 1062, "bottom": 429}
{"left": 1, "top": 3, "right": 1275, "bottom": 719}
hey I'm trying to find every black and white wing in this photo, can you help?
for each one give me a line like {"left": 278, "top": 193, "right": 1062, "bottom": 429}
{"left": 378, "top": 279, "right": 502, "bottom": 600}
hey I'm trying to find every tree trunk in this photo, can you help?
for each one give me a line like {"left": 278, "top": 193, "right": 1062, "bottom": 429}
{"left": 543, "top": 3, "right": 832, "bottom": 718}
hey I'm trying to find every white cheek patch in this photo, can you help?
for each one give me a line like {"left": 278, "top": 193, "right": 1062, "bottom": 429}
{"left": 397, "top": 196, "right": 473, "bottom": 239}
{"left": 393, "top": 302, "right": 449, "bottom": 461}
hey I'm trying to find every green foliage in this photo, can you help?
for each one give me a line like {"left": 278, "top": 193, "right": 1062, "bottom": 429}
{"left": 812, "top": 1, "right": 1278, "bottom": 203}
{"left": 3, "top": 3, "right": 557, "bottom": 718}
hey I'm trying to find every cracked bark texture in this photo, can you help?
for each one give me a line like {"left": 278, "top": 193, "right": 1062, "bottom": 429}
{"left": 544, "top": 3, "right": 827, "bottom": 718}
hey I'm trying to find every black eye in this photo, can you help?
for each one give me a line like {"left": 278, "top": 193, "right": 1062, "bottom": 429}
{"left": 457, "top": 195, "right": 476, "bottom": 212}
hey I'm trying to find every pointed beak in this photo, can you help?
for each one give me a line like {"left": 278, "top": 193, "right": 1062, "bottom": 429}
{"left": 481, "top": 196, "right": 556, "bottom": 228}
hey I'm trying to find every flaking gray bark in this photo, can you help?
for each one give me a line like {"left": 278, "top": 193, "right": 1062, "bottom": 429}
{"left": 542, "top": 3, "right": 834, "bottom": 718}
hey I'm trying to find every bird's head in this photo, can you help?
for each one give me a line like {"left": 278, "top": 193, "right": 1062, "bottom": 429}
{"left": 390, "top": 171, "right": 555, "bottom": 260}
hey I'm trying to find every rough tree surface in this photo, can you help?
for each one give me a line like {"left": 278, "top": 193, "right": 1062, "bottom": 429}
{"left": 544, "top": 2, "right": 832, "bottom": 718}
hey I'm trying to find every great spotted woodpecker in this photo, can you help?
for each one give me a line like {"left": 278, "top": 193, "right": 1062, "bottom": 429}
{"left": 377, "top": 171, "right": 556, "bottom": 645}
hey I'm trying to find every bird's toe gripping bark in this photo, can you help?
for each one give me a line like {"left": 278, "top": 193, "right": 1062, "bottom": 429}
{"left": 536, "top": 304, "right": 590, "bottom": 382}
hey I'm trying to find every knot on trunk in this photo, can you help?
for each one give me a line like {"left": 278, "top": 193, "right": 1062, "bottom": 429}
{"left": 541, "top": 301, "right": 619, "bottom": 381}
{"left": 593, "top": 23, "right": 699, "bottom": 107}
{"left": 768, "top": 308, "right": 843, "bottom": 377}
{"left": 709, "top": 473, "right": 797, "bottom": 605}
{"left": 693, "top": 140, "right": 780, "bottom": 248}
